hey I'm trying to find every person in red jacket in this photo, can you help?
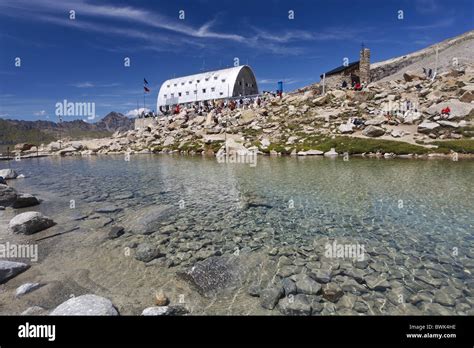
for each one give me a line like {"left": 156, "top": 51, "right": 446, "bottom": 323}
{"left": 441, "top": 106, "right": 451, "bottom": 118}
{"left": 354, "top": 83, "right": 362, "bottom": 91}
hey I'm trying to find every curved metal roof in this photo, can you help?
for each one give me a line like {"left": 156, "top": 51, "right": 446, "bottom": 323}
{"left": 157, "top": 65, "right": 257, "bottom": 108}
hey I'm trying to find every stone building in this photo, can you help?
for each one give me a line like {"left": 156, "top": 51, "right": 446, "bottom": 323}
{"left": 320, "top": 47, "right": 371, "bottom": 89}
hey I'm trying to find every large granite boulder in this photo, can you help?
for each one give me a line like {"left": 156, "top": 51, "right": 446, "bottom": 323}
{"left": 12, "top": 193, "right": 40, "bottom": 208}
{"left": 50, "top": 294, "right": 119, "bottom": 316}
{"left": 418, "top": 121, "right": 440, "bottom": 134}
{"left": 362, "top": 126, "right": 385, "bottom": 137}
{"left": 0, "top": 260, "right": 30, "bottom": 284}
{"left": 9, "top": 212, "right": 55, "bottom": 235}
{"left": 426, "top": 99, "right": 474, "bottom": 119}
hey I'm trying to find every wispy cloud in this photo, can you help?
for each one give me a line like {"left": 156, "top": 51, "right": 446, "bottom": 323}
{"left": 34, "top": 110, "right": 47, "bottom": 116}
{"left": 0, "top": 0, "right": 358, "bottom": 56}
{"left": 404, "top": 18, "right": 454, "bottom": 30}
{"left": 70, "top": 82, "right": 121, "bottom": 88}
{"left": 415, "top": 0, "right": 440, "bottom": 14}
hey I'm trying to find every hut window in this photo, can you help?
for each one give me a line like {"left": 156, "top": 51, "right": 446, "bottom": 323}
{"left": 202, "top": 88, "right": 206, "bottom": 93}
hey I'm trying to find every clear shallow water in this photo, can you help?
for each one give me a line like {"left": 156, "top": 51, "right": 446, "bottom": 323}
{"left": 2, "top": 155, "right": 473, "bottom": 315}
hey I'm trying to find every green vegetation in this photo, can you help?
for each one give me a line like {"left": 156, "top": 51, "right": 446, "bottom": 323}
{"left": 0, "top": 119, "right": 55, "bottom": 145}
{"left": 430, "top": 139, "right": 474, "bottom": 154}
{"left": 293, "top": 136, "right": 431, "bottom": 155}
{"left": 458, "top": 126, "right": 474, "bottom": 138}
{"left": 0, "top": 119, "right": 112, "bottom": 147}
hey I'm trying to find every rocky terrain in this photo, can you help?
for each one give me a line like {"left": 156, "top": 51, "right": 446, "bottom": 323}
{"left": 15, "top": 62, "right": 474, "bottom": 160}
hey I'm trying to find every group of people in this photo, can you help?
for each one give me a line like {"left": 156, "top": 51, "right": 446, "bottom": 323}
{"left": 159, "top": 93, "right": 275, "bottom": 117}
{"left": 341, "top": 80, "right": 364, "bottom": 91}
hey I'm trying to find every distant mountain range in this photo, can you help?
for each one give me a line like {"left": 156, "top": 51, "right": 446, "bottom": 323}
{"left": 0, "top": 112, "right": 134, "bottom": 147}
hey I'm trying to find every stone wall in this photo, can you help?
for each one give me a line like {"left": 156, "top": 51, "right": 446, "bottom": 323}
{"left": 323, "top": 64, "right": 360, "bottom": 90}
{"left": 134, "top": 118, "right": 158, "bottom": 130}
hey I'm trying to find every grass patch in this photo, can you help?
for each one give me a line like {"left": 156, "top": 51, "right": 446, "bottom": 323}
{"left": 295, "top": 136, "right": 430, "bottom": 155}
{"left": 430, "top": 139, "right": 474, "bottom": 154}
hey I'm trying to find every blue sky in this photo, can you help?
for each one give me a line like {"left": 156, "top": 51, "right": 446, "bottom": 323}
{"left": 0, "top": 0, "right": 472, "bottom": 121}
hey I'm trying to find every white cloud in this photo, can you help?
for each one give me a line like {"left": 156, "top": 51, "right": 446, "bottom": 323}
{"left": 71, "top": 82, "right": 94, "bottom": 88}
{"left": 126, "top": 107, "right": 150, "bottom": 118}
{"left": 404, "top": 18, "right": 454, "bottom": 30}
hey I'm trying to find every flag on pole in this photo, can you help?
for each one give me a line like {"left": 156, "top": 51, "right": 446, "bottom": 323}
{"left": 144, "top": 78, "right": 149, "bottom": 85}
{"left": 144, "top": 86, "right": 150, "bottom": 93}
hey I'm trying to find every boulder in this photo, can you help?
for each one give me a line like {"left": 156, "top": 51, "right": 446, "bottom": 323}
{"left": 163, "top": 136, "right": 175, "bottom": 147}
{"left": 260, "top": 285, "right": 284, "bottom": 309}
{"left": 0, "top": 169, "right": 18, "bottom": 179}
{"left": 362, "top": 126, "right": 385, "bottom": 137}
{"left": 107, "top": 226, "right": 124, "bottom": 239}
{"left": 12, "top": 193, "right": 40, "bottom": 208}
{"left": 0, "top": 177, "right": 5, "bottom": 185}
{"left": 418, "top": 121, "right": 440, "bottom": 134}
{"left": 0, "top": 260, "right": 30, "bottom": 284}
{"left": 321, "top": 283, "right": 344, "bottom": 302}
{"left": 426, "top": 99, "right": 474, "bottom": 119}
{"left": 305, "top": 149, "right": 324, "bottom": 156}
{"left": 293, "top": 274, "right": 322, "bottom": 295}
{"left": 135, "top": 243, "right": 163, "bottom": 262}
{"left": 281, "top": 278, "right": 297, "bottom": 296}
{"left": 403, "top": 70, "right": 426, "bottom": 82}
{"left": 141, "top": 305, "right": 188, "bottom": 316}
{"left": 50, "top": 294, "right": 119, "bottom": 316}
{"left": 16, "top": 282, "right": 41, "bottom": 297}
{"left": 338, "top": 123, "right": 354, "bottom": 134}
{"left": 9, "top": 212, "right": 55, "bottom": 235}
{"left": 0, "top": 184, "right": 18, "bottom": 206}
{"left": 179, "top": 255, "right": 241, "bottom": 297}
{"left": 278, "top": 294, "right": 312, "bottom": 315}
{"left": 460, "top": 89, "right": 474, "bottom": 103}
{"left": 364, "top": 116, "right": 386, "bottom": 126}
{"left": 324, "top": 148, "right": 338, "bottom": 157}
{"left": 438, "top": 120, "right": 459, "bottom": 128}
{"left": 312, "top": 94, "right": 329, "bottom": 106}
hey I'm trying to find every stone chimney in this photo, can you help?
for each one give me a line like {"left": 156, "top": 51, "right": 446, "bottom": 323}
{"left": 359, "top": 47, "right": 371, "bottom": 84}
